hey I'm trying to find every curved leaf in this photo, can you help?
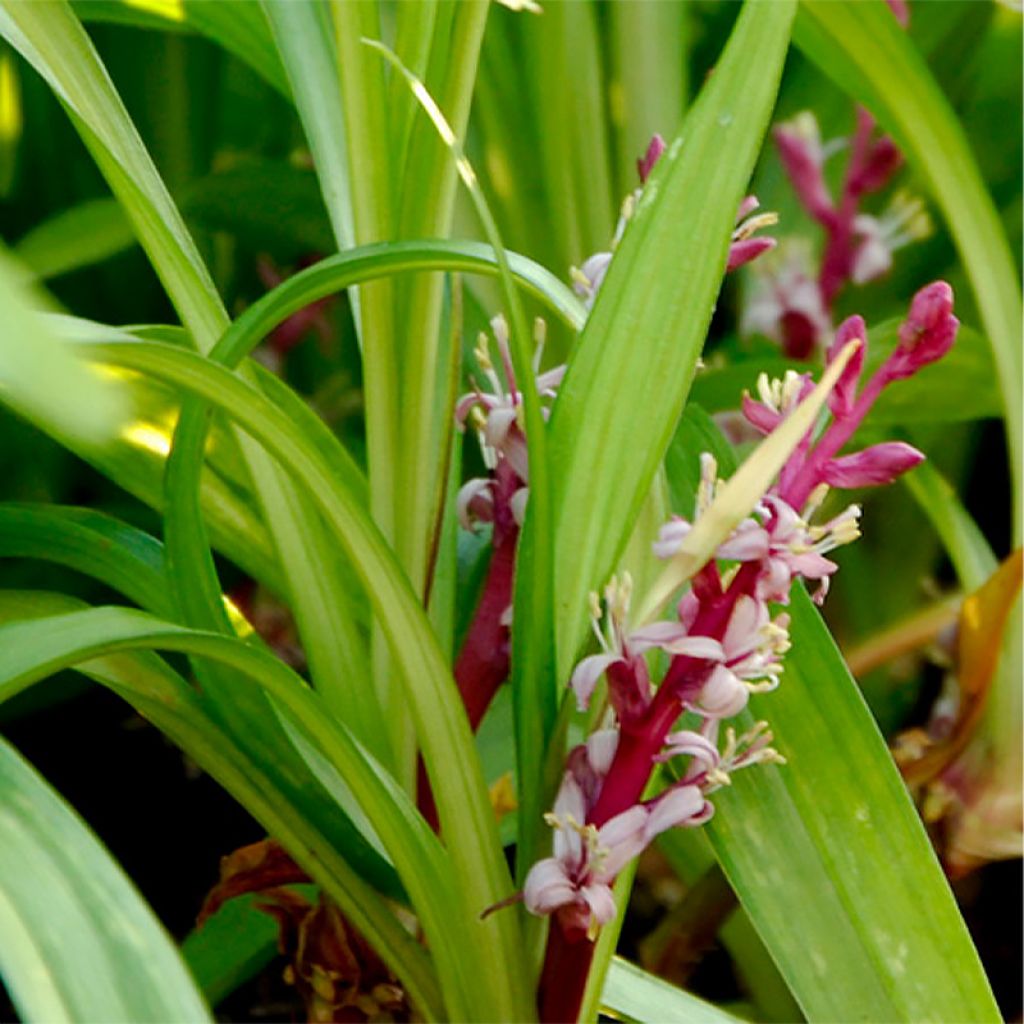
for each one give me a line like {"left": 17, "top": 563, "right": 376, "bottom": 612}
{"left": 0, "top": 735, "right": 211, "bottom": 1023}
{"left": 0, "top": 504, "right": 169, "bottom": 615}
{"left": 548, "top": 0, "right": 796, "bottom": 677}
{"left": 706, "top": 587, "right": 999, "bottom": 1022}
{"left": 70, "top": 337, "right": 534, "bottom": 1021}
{"left": 0, "top": 598, "right": 442, "bottom": 1020}
{"left": 601, "top": 958, "right": 743, "bottom": 1024}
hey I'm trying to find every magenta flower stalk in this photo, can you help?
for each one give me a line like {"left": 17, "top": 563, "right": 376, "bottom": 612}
{"left": 418, "top": 315, "right": 564, "bottom": 826}
{"left": 525, "top": 281, "right": 959, "bottom": 1023}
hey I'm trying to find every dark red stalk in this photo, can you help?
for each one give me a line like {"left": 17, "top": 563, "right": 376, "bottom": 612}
{"left": 539, "top": 562, "right": 760, "bottom": 1020}
{"left": 818, "top": 114, "right": 872, "bottom": 307}
{"left": 417, "top": 519, "right": 519, "bottom": 830}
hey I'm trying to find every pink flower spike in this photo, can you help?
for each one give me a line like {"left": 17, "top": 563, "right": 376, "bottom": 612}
{"left": 637, "top": 134, "right": 666, "bottom": 184}
{"left": 886, "top": 281, "right": 959, "bottom": 381}
{"left": 773, "top": 114, "right": 834, "bottom": 224}
{"left": 728, "top": 236, "right": 776, "bottom": 272}
{"left": 821, "top": 441, "right": 925, "bottom": 488}
{"left": 827, "top": 315, "right": 866, "bottom": 418}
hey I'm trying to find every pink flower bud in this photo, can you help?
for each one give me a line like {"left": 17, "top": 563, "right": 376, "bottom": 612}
{"left": 849, "top": 135, "right": 903, "bottom": 196}
{"left": 886, "top": 281, "right": 959, "bottom": 381}
{"left": 727, "top": 236, "right": 776, "bottom": 272}
{"left": 773, "top": 116, "right": 834, "bottom": 224}
{"left": 827, "top": 315, "right": 866, "bottom": 418}
{"left": 637, "top": 133, "right": 666, "bottom": 184}
{"left": 821, "top": 441, "right": 925, "bottom": 489}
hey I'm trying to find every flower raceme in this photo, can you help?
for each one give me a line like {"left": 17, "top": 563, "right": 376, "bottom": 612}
{"left": 524, "top": 281, "right": 960, "bottom": 961}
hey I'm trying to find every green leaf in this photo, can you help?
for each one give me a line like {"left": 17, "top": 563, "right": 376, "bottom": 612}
{"left": 181, "top": 892, "right": 282, "bottom": 1008}
{"left": 0, "top": 504, "right": 169, "bottom": 615}
{"left": 392, "top": 2, "right": 488, "bottom": 610}
{"left": 261, "top": 0, "right": 354, "bottom": 249}
{"left": 0, "top": 735, "right": 212, "bottom": 1023}
{"left": 902, "top": 460, "right": 997, "bottom": 591}
{"left": 548, "top": 0, "right": 796, "bottom": 679}
{"left": 793, "top": 0, "right": 1023, "bottom": 535}
{"left": 706, "top": 587, "right": 999, "bottom": 1022}
{"left": 13, "top": 197, "right": 135, "bottom": 280}
{"left": 0, "top": 604, "right": 445, "bottom": 1020}
{"left": 601, "top": 958, "right": 743, "bottom": 1024}
{"left": 0, "top": 0, "right": 229, "bottom": 349}
{"left": 0, "top": 246, "right": 126, "bottom": 444}
{"left": 73, "top": 0, "right": 289, "bottom": 98}
{"left": 72, "top": 337, "right": 534, "bottom": 1021}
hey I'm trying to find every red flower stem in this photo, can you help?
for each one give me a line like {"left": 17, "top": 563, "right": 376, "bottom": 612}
{"left": 780, "top": 365, "right": 889, "bottom": 509}
{"left": 819, "top": 109, "right": 875, "bottom": 308}
{"left": 537, "top": 562, "right": 760, "bottom": 1020}
{"left": 538, "top": 924, "right": 597, "bottom": 1023}
{"left": 416, "top": 523, "right": 518, "bottom": 829}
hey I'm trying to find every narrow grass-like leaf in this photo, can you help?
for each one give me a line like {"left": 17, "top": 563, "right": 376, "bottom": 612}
{"left": 548, "top": 0, "right": 796, "bottom": 679}
{"left": 73, "top": 0, "right": 289, "bottom": 97}
{"left": 903, "top": 460, "right": 997, "bottom": 591}
{"left": 181, "top": 893, "right": 280, "bottom": 1008}
{"left": 73, "top": 337, "right": 534, "bottom": 1021}
{"left": 0, "top": 735, "right": 212, "bottom": 1024}
{"left": 0, "top": 602, "right": 442, "bottom": 1020}
{"left": 212, "top": 239, "right": 585, "bottom": 336}
{"left": 0, "top": 504, "right": 169, "bottom": 615}
{"left": 705, "top": 586, "right": 1000, "bottom": 1022}
{"left": 13, "top": 197, "right": 135, "bottom": 280}
{"left": 0, "top": 247, "right": 125, "bottom": 444}
{"left": 0, "top": 608, "right": 484, "bottom": 1020}
{"left": 601, "top": 958, "right": 743, "bottom": 1024}
{"left": 261, "top": 0, "right": 354, "bottom": 249}
{"left": 794, "top": 0, "right": 1023, "bottom": 534}
{"left": 0, "top": 0, "right": 228, "bottom": 347}
{"left": 392, "top": 2, "right": 488, "bottom": 606}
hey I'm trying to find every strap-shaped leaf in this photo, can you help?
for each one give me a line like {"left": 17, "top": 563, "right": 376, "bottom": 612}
{"left": 601, "top": 958, "right": 743, "bottom": 1024}
{"left": 0, "top": 735, "right": 212, "bottom": 1023}
{"left": 547, "top": 0, "right": 796, "bottom": 677}
{"left": 68, "top": 337, "right": 534, "bottom": 1021}
{"left": 0, "top": 592, "right": 440, "bottom": 1019}
{"left": 706, "top": 587, "right": 999, "bottom": 1022}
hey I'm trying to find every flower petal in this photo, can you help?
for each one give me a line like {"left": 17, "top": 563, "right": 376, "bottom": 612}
{"left": 645, "top": 785, "right": 706, "bottom": 839}
{"left": 523, "top": 859, "right": 577, "bottom": 915}
{"left": 569, "top": 653, "right": 619, "bottom": 711}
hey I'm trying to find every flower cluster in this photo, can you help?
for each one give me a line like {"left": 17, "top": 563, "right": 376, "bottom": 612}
{"left": 571, "top": 134, "right": 777, "bottom": 311}
{"left": 743, "top": 0, "right": 928, "bottom": 362}
{"left": 523, "top": 281, "right": 959, "bottom": 940}
{"left": 455, "top": 314, "right": 564, "bottom": 538}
